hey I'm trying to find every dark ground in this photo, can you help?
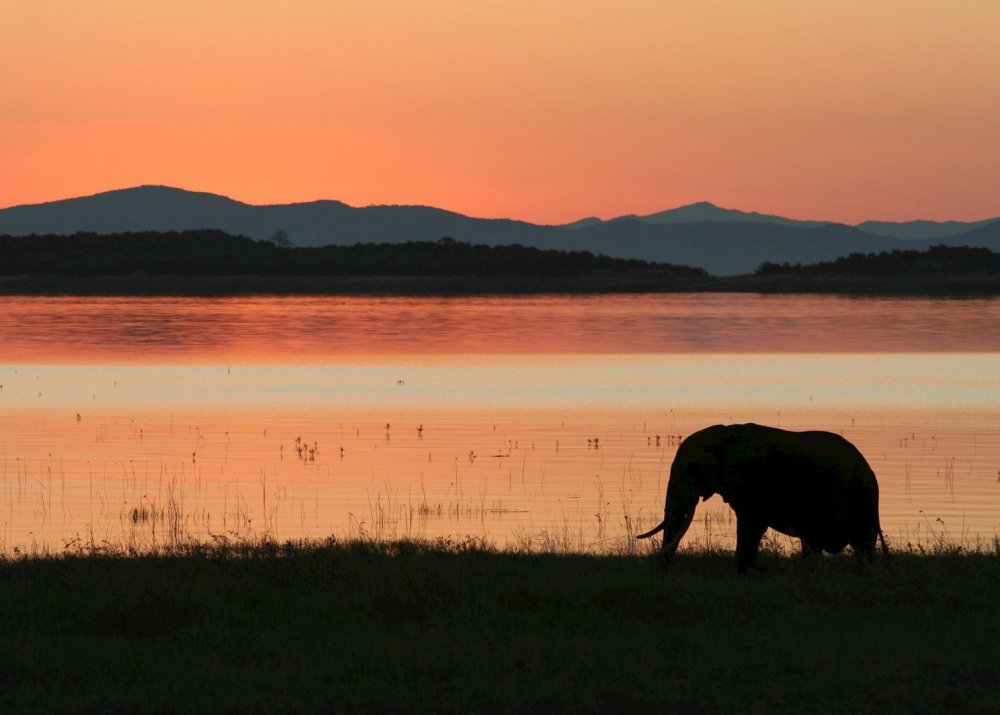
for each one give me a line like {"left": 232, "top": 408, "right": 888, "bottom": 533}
{"left": 0, "top": 538, "right": 997, "bottom": 713}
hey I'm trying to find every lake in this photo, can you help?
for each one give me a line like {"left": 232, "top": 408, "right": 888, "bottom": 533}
{"left": 0, "top": 293, "right": 998, "bottom": 554}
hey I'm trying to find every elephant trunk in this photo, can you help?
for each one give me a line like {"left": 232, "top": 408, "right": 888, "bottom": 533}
{"left": 660, "top": 505, "right": 696, "bottom": 555}
{"left": 636, "top": 501, "right": 698, "bottom": 555}
{"left": 636, "top": 457, "right": 703, "bottom": 554}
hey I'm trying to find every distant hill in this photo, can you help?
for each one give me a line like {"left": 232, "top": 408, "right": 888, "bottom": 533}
{"left": 2, "top": 186, "right": 999, "bottom": 276}
{"left": 0, "top": 185, "right": 551, "bottom": 247}
{"left": 557, "top": 216, "right": 604, "bottom": 230}
{"left": 630, "top": 201, "right": 827, "bottom": 228}
{"left": 588, "top": 200, "right": 998, "bottom": 238}
{"left": 855, "top": 218, "right": 998, "bottom": 240}
{"left": 560, "top": 201, "right": 827, "bottom": 230}
{"left": 532, "top": 219, "right": 911, "bottom": 277}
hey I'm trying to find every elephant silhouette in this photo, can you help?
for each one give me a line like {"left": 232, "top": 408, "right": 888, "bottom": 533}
{"left": 637, "top": 423, "right": 887, "bottom": 573}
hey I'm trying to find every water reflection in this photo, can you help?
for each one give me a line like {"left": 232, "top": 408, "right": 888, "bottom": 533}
{"left": 1, "top": 294, "right": 999, "bottom": 363}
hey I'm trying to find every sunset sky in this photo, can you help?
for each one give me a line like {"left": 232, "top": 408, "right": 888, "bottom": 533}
{"left": 3, "top": 1, "right": 999, "bottom": 224}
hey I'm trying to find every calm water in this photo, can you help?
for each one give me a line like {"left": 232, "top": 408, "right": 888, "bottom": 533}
{"left": 0, "top": 294, "right": 997, "bottom": 553}
{"left": 2, "top": 294, "right": 1000, "bottom": 361}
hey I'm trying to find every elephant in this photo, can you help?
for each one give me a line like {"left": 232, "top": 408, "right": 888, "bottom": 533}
{"left": 636, "top": 423, "right": 887, "bottom": 573}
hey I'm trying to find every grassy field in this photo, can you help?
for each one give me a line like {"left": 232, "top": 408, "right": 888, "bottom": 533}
{"left": 0, "top": 538, "right": 997, "bottom": 714}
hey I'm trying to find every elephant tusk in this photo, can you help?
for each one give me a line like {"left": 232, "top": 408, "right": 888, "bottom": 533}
{"left": 636, "top": 520, "right": 665, "bottom": 539}
{"left": 661, "top": 508, "right": 696, "bottom": 555}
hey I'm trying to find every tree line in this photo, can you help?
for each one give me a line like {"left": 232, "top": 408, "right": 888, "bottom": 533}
{"left": 3, "top": 231, "right": 996, "bottom": 281}
{"left": 0, "top": 231, "right": 707, "bottom": 278}
{"left": 756, "top": 245, "right": 1000, "bottom": 277}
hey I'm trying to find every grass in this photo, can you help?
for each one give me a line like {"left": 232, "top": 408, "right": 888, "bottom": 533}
{"left": 0, "top": 537, "right": 998, "bottom": 714}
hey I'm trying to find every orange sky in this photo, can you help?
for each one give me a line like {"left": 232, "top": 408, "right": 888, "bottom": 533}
{"left": 3, "top": 1, "right": 999, "bottom": 224}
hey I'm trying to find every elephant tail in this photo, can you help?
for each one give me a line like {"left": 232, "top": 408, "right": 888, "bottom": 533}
{"left": 877, "top": 527, "right": 888, "bottom": 555}
{"left": 636, "top": 520, "right": 665, "bottom": 539}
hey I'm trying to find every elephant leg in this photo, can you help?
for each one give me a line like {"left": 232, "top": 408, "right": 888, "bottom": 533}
{"left": 735, "top": 517, "right": 768, "bottom": 574}
{"left": 848, "top": 522, "right": 878, "bottom": 560}
{"left": 850, "top": 535, "right": 877, "bottom": 563}
{"left": 799, "top": 538, "right": 824, "bottom": 571}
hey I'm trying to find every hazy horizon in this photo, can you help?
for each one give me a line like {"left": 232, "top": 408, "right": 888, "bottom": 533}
{"left": 4, "top": 2, "right": 999, "bottom": 225}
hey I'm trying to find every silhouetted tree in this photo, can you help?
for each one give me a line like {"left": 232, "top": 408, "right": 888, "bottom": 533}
{"left": 756, "top": 245, "right": 1000, "bottom": 277}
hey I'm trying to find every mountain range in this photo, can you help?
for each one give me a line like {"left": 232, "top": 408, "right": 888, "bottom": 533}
{"left": 1, "top": 186, "right": 998, "bottom": 276}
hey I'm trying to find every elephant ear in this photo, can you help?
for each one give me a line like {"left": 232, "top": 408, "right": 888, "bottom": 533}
{"left": 686, "top": 460, "right": 715, "bottom": 500}
{"left": 708, "top": 425, "right": 774, "bottom": 496}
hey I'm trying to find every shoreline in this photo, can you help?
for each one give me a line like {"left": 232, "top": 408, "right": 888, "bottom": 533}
{"left": 0, "top": 273, "right": 998, "bottom": 296}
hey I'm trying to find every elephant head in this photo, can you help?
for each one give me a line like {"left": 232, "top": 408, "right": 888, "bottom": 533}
{"left": 637, "top": 423, "right": 886, "bottom": 573}
{"left": 636, "top": 425, "right": 744, "bottom": 556}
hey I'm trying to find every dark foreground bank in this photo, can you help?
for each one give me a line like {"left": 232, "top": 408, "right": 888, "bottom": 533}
{"left": 0, "top": 539, "right": 997, "bottom": 714}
